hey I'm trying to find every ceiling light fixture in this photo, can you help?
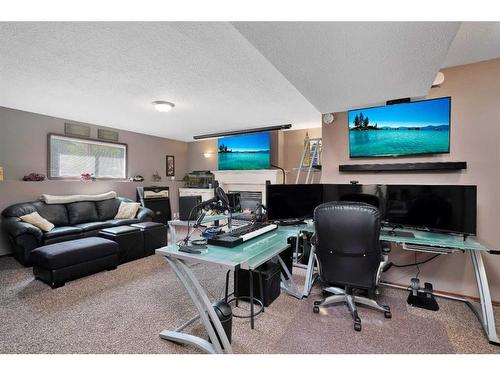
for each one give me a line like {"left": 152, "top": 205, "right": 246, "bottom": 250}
{"left": 193, "top": 124, "right": 292, "bottom": 140}
{"left": 152, "top": 100, "right": 175, "bottom": 112}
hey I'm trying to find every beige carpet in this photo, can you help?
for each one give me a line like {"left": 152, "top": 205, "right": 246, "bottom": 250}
{"left": 0, "top": 254, "right": 499, "bottom": 354}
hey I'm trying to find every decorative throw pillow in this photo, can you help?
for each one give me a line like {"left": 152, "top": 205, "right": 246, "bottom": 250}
{"left": 114, "top": 202, "right": 140, "bottom": 219}
{"left": 19, "top": 212, "right": 55, "bottom": 232}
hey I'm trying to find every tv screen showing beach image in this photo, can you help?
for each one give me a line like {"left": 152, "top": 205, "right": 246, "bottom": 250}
{"left": 348, "top": 97, "right": 451, "bottom": 158}
{"left": 218, "top": 132, "right": 270, "bottom": 170}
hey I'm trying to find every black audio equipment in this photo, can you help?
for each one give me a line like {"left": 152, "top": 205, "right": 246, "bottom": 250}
{"left": 179, "top": 195, "right": 203, "bottom": 221}
{"left": 226, "top": 192, "right": 241, "bottom": 212}
{"left": 386, "top": 98, "right": 411, "bottom": 105}
{"left": 136, "top": 186, "right": 171, "bottom": 224}
{"left": 339, "top": 162, "right": 467, "bottom": 172}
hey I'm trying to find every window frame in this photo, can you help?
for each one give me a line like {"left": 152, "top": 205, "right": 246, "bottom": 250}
{"left": 47, "top": 133, "right": 128, "bottom": 181}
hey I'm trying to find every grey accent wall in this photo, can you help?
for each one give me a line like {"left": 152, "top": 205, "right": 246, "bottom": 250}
{"left": 320, "top": 58, "right": 500, "bottom": 302}
{"left": 0, "top": 107, "right": 188, "bottom": 255}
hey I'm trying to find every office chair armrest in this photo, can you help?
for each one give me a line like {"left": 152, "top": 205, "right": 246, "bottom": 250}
{"left": 310, "top": 233, "right": 318, "bottom": 247}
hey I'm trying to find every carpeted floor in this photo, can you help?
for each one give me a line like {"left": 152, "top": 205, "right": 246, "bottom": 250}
{"left": 1, "top": 254, "right": 499, "bottom": 354}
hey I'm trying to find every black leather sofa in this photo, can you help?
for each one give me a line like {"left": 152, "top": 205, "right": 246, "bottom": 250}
{"left": 1, "top": 197, "right": 154, "bottom": 266}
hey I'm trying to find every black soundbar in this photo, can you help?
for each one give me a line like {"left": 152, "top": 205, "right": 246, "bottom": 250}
{"left": 339, "top": 162, "right": 467, "bottom": 172}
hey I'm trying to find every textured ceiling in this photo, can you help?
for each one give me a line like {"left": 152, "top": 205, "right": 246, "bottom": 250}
{"left": 0, "top": 22, "right": 320, "bottom": 141}
{"left": 1, "top": 22, "right": 495, "bottom": 141}
{"left": 233, "top": 22, "right": 460, "bottom": 113}
{"left": 443, "top": 22, "right": 500, "bottom": 68}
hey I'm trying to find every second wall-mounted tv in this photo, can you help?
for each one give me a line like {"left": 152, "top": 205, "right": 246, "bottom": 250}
{"left": 218, "top": 132, "right": 270, "bottom": 170}
{"left": 348, "top": 97, "right": 451, "bottom": 158}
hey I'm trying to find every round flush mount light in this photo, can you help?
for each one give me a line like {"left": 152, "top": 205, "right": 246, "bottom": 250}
{"left": 152, "top": 100, "right": 175, "bottom": 112}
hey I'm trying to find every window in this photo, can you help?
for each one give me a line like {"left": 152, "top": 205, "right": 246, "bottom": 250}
{"left": 48, "top": 134, "right": 127, "bottom": 179}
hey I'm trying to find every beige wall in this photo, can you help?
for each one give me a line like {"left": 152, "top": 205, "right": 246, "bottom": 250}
{"left": 321, "top": 58, "right": 500, "bottom": 301}
{"left": 187, "top": 139, "right": 218, "bottom": 172}
{"left": 282, "top": 128, "right": 322, "bottom": 184}
{"left": 187, "top": 128, "right": 322, "bottom": 185}
{"left": 0, "top": 107, "right": 189, "bottom": 255}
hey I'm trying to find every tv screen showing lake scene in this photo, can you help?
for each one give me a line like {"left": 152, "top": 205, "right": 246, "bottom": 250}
{"left": 218, "top": 132, "right": 270, "bottom": 170}
{"left": 348, "top": 97, "right": 451, "bottom": 158}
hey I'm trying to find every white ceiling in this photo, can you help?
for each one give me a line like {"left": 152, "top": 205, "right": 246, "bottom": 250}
{"left": 442, "top": 22, "right": 500, "bottom": 68}
{"left": 233, "top": 22, "right": 461, "bottom": 113}
{"left": 0, "top": 22, "right": 497, "bottom": 142}
{"left": 0, "top": 22, "right": 319, "bottom": 141}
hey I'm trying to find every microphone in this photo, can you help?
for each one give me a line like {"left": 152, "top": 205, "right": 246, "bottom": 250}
{"left": 199, "top": 186, "right": 229, "bottom": 211}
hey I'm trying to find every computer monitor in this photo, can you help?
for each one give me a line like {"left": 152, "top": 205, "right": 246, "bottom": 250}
{"left": 266, "top": 183, "right": 476, "bottom": 235}
{"left": 266, "top": 184, "right": 323, "bottom": 221}
{"left": 383, "top": 184, "right": 477, "bottom": 235}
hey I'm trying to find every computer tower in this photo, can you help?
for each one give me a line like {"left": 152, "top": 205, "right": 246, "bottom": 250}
{"left": 234, "top": 262, "right": 281, "bottom": 307}
{"left": 179, "top": 195, "right": 202, "bottom": 221}
{"left": 226, "top": 192, "right": 241, "bottom": 212}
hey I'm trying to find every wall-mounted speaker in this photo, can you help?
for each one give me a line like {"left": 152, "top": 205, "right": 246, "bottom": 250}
{"left": 322, "top": 113, "right": 335, "bottom": 124}
{"left": 386, "top": 98, "right": 411, "bottom": 105}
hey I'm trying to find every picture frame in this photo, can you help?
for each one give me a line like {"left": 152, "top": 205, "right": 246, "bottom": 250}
{"left": 166, "top": 155, "right": 175, "bottom": 177}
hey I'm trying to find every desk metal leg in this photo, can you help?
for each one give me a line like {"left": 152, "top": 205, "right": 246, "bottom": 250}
{"left": 168, "top": 223, "right": 176, "bottom": 245}
{"left": 381, "top": 249, "right": 499, "bottom": 347}
{"left": 278, "top": 255, "right": 303, "bottom": 299}
{"left": 224, "top": 270, "right": 231, "bottom": 302}
{"left": 249, "top": 270, "right": 254, "bottom": 329}
{"left": 302, "top": 246, "right": 318, "bottom": 298}
{"left": 469, "top": 250, "right": 500, "bottom": 345}
{"left": 159, "top": 256, "right": 233, "bottom": 354}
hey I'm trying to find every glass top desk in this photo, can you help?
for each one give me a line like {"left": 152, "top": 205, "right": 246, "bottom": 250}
{"left": 156, "top": 224, "right": 499, "bottom": 353}
{"left": 168, "top": 213, "right": 231, "bottom": 245}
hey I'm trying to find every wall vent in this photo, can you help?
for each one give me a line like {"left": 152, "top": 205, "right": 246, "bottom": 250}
{"left": 64, "top": 123, "right": 91, "bottom": 138}
{"left": 98, "top": 128, "right": 119, "bottom": 142}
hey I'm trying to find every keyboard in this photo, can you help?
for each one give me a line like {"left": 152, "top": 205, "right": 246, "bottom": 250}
{"left": 207, "top": 222, "right": 278, "bottom": 248}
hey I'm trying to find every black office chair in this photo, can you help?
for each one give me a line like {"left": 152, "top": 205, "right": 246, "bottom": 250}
{"left": 312, "top": 201, "right": 391, "bottom": 332}
{"left": 339, "top": 193, "right": 391, "bottom": 288}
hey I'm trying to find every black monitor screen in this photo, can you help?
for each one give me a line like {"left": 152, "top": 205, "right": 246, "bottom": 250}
{"left": 384, "top": 185, "right": 477, "bottom": 235}
{"left": 323, "top": 184, "right": 385, "bottom": 214}
{"left": 266, "top": 184, "right": 324, "bottom": 221}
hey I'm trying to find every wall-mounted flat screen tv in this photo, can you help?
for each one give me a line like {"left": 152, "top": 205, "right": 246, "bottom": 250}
{"left": 348, "top": 97, "right": 451, "bottom": 158}
{"left": 218, "top": 132, "right": 270, "bottom": 170}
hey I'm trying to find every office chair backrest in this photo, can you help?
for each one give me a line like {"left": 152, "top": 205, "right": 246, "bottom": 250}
{"left": 340, "top": 193, "right": 380, "bottom": 209}
{"left": 313, "top": 201, "right": 381, "bottom": 290}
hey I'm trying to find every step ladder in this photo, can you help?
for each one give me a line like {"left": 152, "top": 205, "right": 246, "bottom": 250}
{"left": 295, "top": 134, "right": 322, "bottom": 184}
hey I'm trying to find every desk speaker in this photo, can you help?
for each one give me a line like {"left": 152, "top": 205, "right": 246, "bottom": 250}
{"left": 179, "top": 195, "right": 202, "bottom": 221}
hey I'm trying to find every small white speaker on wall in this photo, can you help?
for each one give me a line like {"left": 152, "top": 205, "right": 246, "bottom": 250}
{"left": 322, "top": 113, "right": 335, "bottom": 124}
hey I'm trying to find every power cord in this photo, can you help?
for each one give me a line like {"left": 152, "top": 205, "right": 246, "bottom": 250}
{"left": 390, "top": 253, "right": 441, "bottom": 268}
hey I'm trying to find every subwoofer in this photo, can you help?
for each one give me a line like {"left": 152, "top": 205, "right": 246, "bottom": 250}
{"left": 136, "top": 186, "right": 171, "bottom": 224}
{"left": 179, "top": 195, "right": 202, "bottom": 221}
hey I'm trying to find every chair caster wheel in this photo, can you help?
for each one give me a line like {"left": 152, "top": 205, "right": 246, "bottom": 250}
{"left": 314, "top": 300, "right": 321, "bottom": 306}
{"left": 384, "top": 311, "right": 392, "bottom": 319}
{"left": 313, "top": 306, "right": 320, "bottom": 314}
{"left": 354, "top": 322, "right": 362, "bottom": 331}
